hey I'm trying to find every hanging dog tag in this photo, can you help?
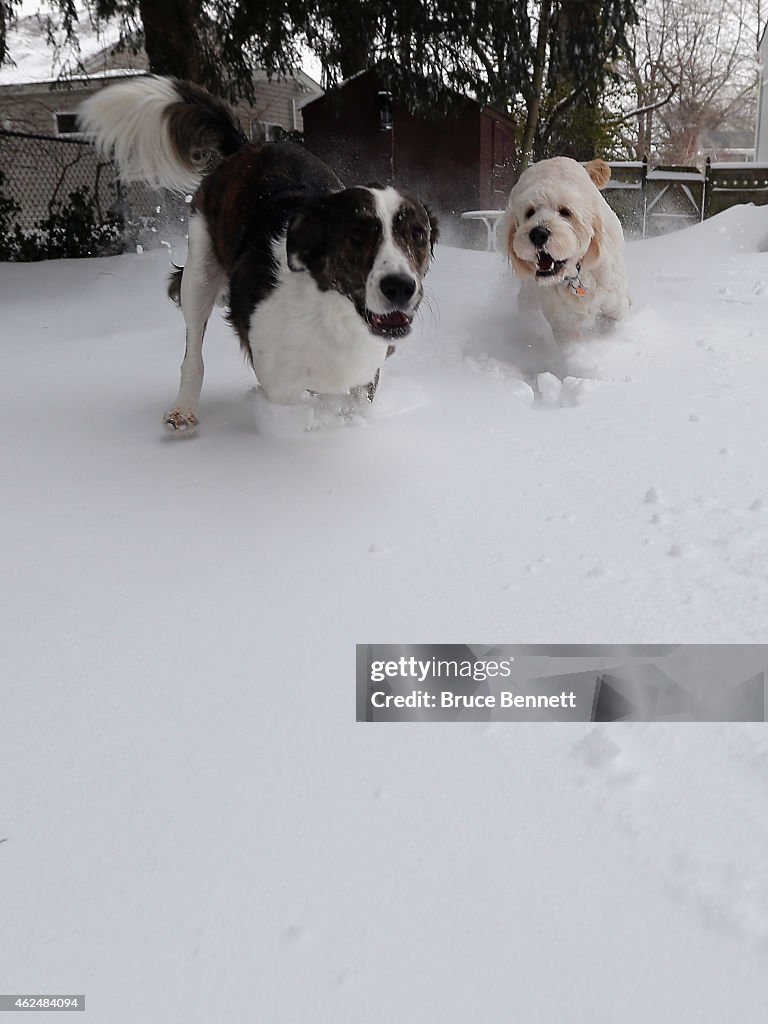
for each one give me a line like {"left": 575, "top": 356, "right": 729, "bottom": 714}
{"left": 567, "top": 276, "right": 588, "bottom": 298}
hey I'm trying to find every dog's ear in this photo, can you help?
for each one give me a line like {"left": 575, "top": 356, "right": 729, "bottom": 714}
{"left": 286, "top": 202, "right": 326, "bottom": 273}
{"left": 499, "top": 209, "right": 518, "bottom": 262}
{"left": 585, "top": 159, "right": 611, "bottom": 190}
{"left": 583, "top": 215, "right": 604, "bottom": 269}
{"left": 499, "top": 209, "right": 533, "bottom": 279}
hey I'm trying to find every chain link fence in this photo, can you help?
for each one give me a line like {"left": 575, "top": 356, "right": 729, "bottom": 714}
{"left": 0, "top": 128, "right": 189, "bottom": 260}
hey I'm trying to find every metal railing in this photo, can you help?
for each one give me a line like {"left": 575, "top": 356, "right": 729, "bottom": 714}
{"left": 603, "top": 158, "right": 768, "bottom": 239}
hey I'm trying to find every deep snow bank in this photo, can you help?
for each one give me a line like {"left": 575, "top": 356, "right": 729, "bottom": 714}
{"left": 1, "top": 206, "right": 767, "bottom": 1022}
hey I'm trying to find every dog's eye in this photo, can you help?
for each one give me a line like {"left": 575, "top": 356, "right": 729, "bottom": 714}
{"left": 526, "top": 207, "right": 536, "bottom": 219}
{"left": 411, "top": 225, "right": 427, "bottom": 245}
{"left": 559, "top": 207, "right": 573, "bottom": 218}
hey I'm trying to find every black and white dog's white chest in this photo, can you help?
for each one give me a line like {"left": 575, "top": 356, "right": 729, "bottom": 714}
{"left": 246, "top": 244, "right": 390, "bottom": 403}
{"left": 219, "top": 182, "right": 434, "bottom": 403}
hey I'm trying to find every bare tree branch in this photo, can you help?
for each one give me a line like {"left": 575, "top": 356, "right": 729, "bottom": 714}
{"left": 607, "top": 83, "right": 678, "bottom": 125}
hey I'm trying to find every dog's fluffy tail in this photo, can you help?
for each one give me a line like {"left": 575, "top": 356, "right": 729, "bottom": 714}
{"left": 78, "top": 75, "right": 247, "bottom": 193}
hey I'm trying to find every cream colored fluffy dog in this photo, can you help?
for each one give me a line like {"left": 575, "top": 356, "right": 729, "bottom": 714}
{"left": 502, "top": 157, "right": 629, "bottom": 341}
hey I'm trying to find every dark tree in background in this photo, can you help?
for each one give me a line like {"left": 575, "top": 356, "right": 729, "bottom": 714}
{"left": 544, "top": 0, "right": 640, "bottom": 160}
{"left": 0, "top": 0, "right": 305, "bottom": 101}
{"left": 306, "top": 0, "right": 639, "bottom": 169}
{"left": 0, "top": 1, "right": 643, "bottom": 166}
{"left": 308, "top": 0, "right": 641, "bottom": 165}
{"left": 91, "top": 0, "right": 308, "bottom": 101}
{"left": 0, "top": 0, "right": 23, "bottom": 66}
{"left": 311, "top": 0, "right": 376, "bottom": 81}
{"left": 134, "top": 1, "right": 206, "bottom": 83}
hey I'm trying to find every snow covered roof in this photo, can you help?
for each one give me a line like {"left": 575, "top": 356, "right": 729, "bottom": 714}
{"left": 710, "top": 160, "right": 768, "bottom": 169}
{"left": 0, "top": 5, "right": 125, "bottom": 87}
{"left": 647, "top": 169, "right": 706, "bottom": 182}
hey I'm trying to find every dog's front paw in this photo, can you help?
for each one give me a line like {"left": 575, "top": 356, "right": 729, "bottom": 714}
{"left": 163, "top": 408, "right": 199, "bottom": 434}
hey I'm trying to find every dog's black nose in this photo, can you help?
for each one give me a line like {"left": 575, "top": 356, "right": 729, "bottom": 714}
{"left": 380, "top": 273, "right": 417, "bottom": 306}
{"left": 529, "top": 225, "right": 551, "bottom": 248}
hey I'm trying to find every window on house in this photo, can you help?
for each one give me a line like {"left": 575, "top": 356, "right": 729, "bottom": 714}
{"left": 55, "top": 113, "right": 80, "bottom": 135}
{"left": 251, "top": 121, "right": 284, "bottom": 143}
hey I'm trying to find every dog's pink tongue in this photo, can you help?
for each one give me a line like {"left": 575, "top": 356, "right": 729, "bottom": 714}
{"left": 373, "top": 312, "right": 410, "bottom": 328}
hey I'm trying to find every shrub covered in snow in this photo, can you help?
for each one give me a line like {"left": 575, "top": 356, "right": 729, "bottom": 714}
{"left": 0, "top": 177, "right": 123, "bottom": 261}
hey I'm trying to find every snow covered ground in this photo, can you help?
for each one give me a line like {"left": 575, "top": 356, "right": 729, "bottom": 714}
{"left": 2, "top": 207, "right": 768, "bottom": 1020}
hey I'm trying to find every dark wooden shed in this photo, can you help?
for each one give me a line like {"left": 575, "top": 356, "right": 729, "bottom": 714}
{"left": 301, "top": 68, "right": 516, "bottom": 245}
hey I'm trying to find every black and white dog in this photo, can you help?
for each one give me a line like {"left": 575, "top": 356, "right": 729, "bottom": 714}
{"left": 78, "top": 76, "right": 438, "bottom": 432}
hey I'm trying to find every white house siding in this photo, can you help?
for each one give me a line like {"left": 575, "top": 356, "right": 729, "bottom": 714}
{"left": 757, "top": 29, "right": 768, "bottom": 160}
{"left": 0, "top": 78, "right": 108, "bottom": 135}
{"left": 0, "top": 70, "right": 319, "bottom": 138}
{"left": 0, "top": 68, "right": 321, "bottom": 233}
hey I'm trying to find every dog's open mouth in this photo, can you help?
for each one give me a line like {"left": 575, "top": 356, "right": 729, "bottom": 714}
{"left": 535, "top": 252, "right": 567, "bottom": 279}
{"left": 367, "top": 310, "right": 413, "bottom": 339}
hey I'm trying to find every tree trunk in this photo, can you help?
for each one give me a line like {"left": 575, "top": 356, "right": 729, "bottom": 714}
{"left": 519, "top": 0, "right": 552, "bottom": 169}
{"left": 334, "top": 1, "right": 375, "bottom": 79}
{"left": 138, "top": 0, "right": 205, "bottom": 82}
{"left": 555, "top": 0, "right": 602, "bottom": 160}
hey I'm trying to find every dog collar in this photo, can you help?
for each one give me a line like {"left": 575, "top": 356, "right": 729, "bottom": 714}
{"left": 563, "top": 262, "right": 588, "bottom": 298}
